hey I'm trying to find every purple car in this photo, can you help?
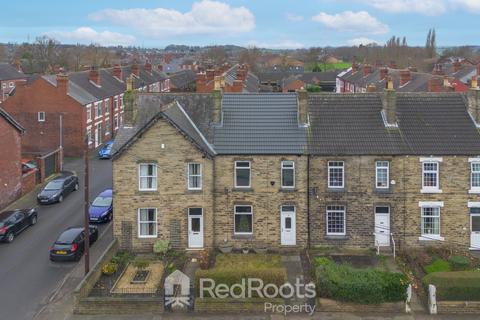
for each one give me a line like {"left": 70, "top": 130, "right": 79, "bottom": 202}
{"left": 88, "top": 189, "right": 113, "bottom": 223}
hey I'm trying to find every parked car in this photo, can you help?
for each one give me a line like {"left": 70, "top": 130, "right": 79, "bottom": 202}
{"left": 37, "top": 171, "right": 79, "bottom": 204}
{"left": 88, "top": 189, "right": 113, "bottom": 223}
{"left": 0, "top": 208, "right": 38, "bottom": 243}
{"left": 98, "top": 140, "right": 114, "bottom": 159}
{"left": 21, "top": 158, "right": 38, "bottom": 174}
{"left": 49, "top": 226, "right": 98, "bottom": 262}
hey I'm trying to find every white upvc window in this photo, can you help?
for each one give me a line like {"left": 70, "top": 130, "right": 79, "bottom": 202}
{"left": 86, "top": 104, "right": 92, "bottom": 123}
{"left": 104, "top": 98, "right": 110, "bottom": 115}
{"left": 187, "top": 163, "right": 202, "bottom": 190}
{"left": 119, "top": 94, "right": 124, "bottom": 108}
{"left": 105, "top": 118, "right": 110, "bottom": 135}
{"left": 470, "top": 159, "right": 480, "bottom": 193}
{"left": 114, "top": 96, "right": 119, "bottom": 111}
{"left": 94, "top": 102, "right": 102, "bottom": 119}
{"left": 234, "top": 205, "right": 253, "bottom": 235}
{"left": 38, "top": 112, "right": 45, "bottom": 122}
{"left": 376, "top": 161, "right": 389, "bottom": 189}
{"left": 418, "top": 201, "right": 444, "bottom": 241}
{"left": 328, "top": 161, "right": 344, "bottom": 188}
{"left": 421, "top": 158, "right": 442, "bottom": 193}
{"left": 138, "top": 163, "right": 157, "bottom": 191}
{"left": 235, "top": 161, "right": 251, "bottom": 188}
{"left": 114, "top": 114, "right": 119, "bottom": 130}
{"left": 326, "top": 205, "right": 346, "bottom": 236}
{"left": 138, "top": 208, "right": 157, "bottom": 238}
{"left": 281, "top": 160, "right": 295, "bottom": 188}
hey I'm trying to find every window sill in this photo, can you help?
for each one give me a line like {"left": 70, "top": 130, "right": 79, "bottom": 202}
{"left": 326, "top": 188, "right": 345, "bottom": 193}
{"left": 374, "top": 188, "right": 393, "bottom": 194}
{"left": 137, "top": 190, "right": 158, "bottom": 195}
{"left": 325, "top": 235, "right": 347, "bottom": 240}
{"left": 469, "top": 189, "right": 480, "bottom": 194}
{"left": 138, "top": 235, "right": 157, "bottom": 239}
{"left": 419, "top": 235, "right": 444, "bottom": 241}
{"left": 232, "top": 234, "right": 253, "bottom": 240}
{"left": 186, "top": 189, "right": 203, "bottom": 194}
{"left": 233, "top": 188, "right": 253, "bottom": 192}
{"left": 420, "top": 189, "right": 442, "bottom": 194}
{"left": 279, "top": 188, "right": 297, "bottom": 192}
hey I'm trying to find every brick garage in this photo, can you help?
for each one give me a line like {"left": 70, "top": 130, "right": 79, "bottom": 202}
{"left": 0, "top": 107, "right": 25, "bottom": 210}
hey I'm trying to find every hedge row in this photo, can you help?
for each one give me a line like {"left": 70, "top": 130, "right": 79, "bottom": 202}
{"left": 315, "top": 259, "right": 408, "bottom": 304}
{"left": 423, "top": 271, "right": 480, "bottom": 301}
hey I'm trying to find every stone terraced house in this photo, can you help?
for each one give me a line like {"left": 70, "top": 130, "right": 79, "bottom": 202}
{"left": 111, "top": 81, "right": 480, "bottom": 253}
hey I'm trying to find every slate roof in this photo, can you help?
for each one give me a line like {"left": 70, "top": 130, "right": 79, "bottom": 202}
{"left": 112, "top": 91, "right": 480, "bottom": 159}
{"left": 0, "top": 106, "right": 25, "bottom": 133}
{"left": 169, "top": 70, "right": 196, "bottom": 90}
{"left": 42, "top": 75, "right": 98, "bottom": 105}
{"left": 308, "top": 92, "right": 480, "bottom": 155}
{"left": 0, "top": 63, "right": 26, "bottom": 81}
{"left": 223, "top": 65, "right": 259, "bottom": 93}
{"left": 213, "top": 93, "right": 306, "bottom": 154}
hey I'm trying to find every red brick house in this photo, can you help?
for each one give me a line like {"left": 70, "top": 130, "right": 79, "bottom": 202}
{"left": 0, "top": 63, "right": 28, "bottom": 103}
{"left": 0, "top": 107, "right": 25, "bottom": 210}
{"left": 2, "top": 63, "right": 169, "bottom": 157}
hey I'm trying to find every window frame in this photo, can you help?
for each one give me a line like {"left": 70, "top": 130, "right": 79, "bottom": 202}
{"left": 470, "top": 160, "right": 480, "bottom": 193}
{"left": 104, "top": 98, "right": 110, "bottom": 115}
{"left": 38, "top": 111, "right": 45, "bottom": 122}
{"left": 187, "top": 163, "right": 202, "bottom": 190}
{"left": 105, "top": 118, "right": 110, "bottom": 135}
{"left": 281, "top": 160, "right": 295, "bottom": 189}
{"left": 326, "top": 205, "right": 346, "bottom": 236}
{"left": 137, "top": 208, "right": 157, "bottom": 238}
{"left": 138, "top": 163, "right": 158, "bottom": 191}
{"left": 420, "top": 207, "right": 441, "bottom": 239}
{"left": 234, "top": 161, "right": 251, "bottom": 189}
{"left": 420, "top": 159, "right": 442, "bottom": 193}
{"left": 94, "top": 102, "right": 102, "bottom": 119}
{"left": 86, "top": 104, "right": 92, "bottom": 123}
{"left": 234, "top": 205, "right": 253, "bottom": 235}
{"left": 375, "top": 161, "right": 390, "bottom": 189}
{"left": 328, "top": 161, "right": 345, "bottom": 189}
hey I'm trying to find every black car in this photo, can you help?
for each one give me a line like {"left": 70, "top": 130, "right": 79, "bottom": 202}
{"left": 49, "top": 226, "right": 98, "bottom": 262}
{"left": 37, "top": 171, "right": 79, "bottom": 204}
{"left": 0, "top": 208, "right": 38, "bottom": 243}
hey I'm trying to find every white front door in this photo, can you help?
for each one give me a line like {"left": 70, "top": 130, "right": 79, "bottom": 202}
{"left": 281, "top": 206, "right": 296, "bottom": 246}
{"left": 374, "top": 208, "right": 390, "bottom": 246}
{"left": 188, "top": 208, "right": 203, "bottom": 248}
{"left": 471, "top": 214, "right": 480, "bottom": 250}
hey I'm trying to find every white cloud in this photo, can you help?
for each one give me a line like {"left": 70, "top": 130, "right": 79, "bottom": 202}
{"left": 47, "top": 27, "right": 135, "bottom": 46}
{"left": 286, "top": 13, "right": 304, "bottom": 21}
{"left": 247, "top": 40, "right": 305, "bottom": 49}
{"left": 89, "top": 0, "right": 255, "bottom": 37}
{"left": 312, "top": 11, "right": 389, "bottom": 34}
{"left": 358, "top": 0, "right": 447, "bottom": 16}
{"left": 450, "top": 0, "right": 480, "bottom": 13}
{"left": 346, "top": 37, "right": 379, "bottom": 46}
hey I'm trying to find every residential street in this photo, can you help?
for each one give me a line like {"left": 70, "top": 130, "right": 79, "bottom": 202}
{"left": 0, "top": 156, "right": 113, "bottom": 320}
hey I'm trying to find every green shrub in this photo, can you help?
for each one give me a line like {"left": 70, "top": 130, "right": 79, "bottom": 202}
{"left": 423, "top": 271, "right": 480, "bottom": 301}
{"left": 314, "top": 257, "right": 334, "bottom": 267}
{"left": 316, "top": 264, "right": 408, "bottom": 304}
{"left": 448, "top": 255, "right": 471, "bottom": 271}
{"left": 111, "top": 251, "right": 133, "bottom": 266}
{"left": 424, "top": 258, "right": 451, "bottom": 274}
{"left": 101, "top": 262, "right": 118, "bottom": 275}
{"left": 153, "top": 239, "right": 170, "bottom": 255}
{"left": 133, "top": 258, "right": 150, "bottom": 270}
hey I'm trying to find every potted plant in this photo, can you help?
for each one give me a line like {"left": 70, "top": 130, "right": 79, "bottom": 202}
{"left": 218, "top": 238, "right": 233, "bottom": 253}
{"left": 253, "top": 243, "right": 268, "bottom": 254}
{"left": 242, "top": 241, "right": 251, "bottom": 254}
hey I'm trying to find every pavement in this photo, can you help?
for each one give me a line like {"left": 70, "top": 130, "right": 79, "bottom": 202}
{"left": 0, "top": 155, "right": 113, "bottom": 320}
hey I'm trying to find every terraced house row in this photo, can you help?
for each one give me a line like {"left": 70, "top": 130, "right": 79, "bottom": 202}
{"left": 111, "top": 79, "right": 480, "bottom": 253}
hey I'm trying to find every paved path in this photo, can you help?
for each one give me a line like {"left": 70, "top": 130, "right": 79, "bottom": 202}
{"left": 0, "top": 156, "right": 113, "bottom": 320}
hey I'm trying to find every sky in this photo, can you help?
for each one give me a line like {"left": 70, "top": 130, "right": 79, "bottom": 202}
{"left": 2, "top": 0, "right": 480, "bottom": 48}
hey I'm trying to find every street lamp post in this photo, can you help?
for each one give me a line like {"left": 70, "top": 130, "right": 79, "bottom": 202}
{"left": 83, "top": 134, "right": 90, "bottom": 275}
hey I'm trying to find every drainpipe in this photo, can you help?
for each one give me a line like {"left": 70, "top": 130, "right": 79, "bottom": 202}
{"left": 307, "top": 154, "right": 311, "bottom": 249}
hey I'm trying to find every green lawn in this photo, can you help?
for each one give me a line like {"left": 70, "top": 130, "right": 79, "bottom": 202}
{"left": 214, "top": 253, "right": 283, "bottom": 269}
{"left": 305, "top": 62, "right": 351, "bottom": 72}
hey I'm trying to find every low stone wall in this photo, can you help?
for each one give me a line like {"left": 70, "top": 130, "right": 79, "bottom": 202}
{"left": 73, "top": 239, "right": 118, "bottom": 305}
{"left": 317, "top": 298, "right": 406, "bottom": 313}
{"left": 74, "top": 296, "right": 164, "bottom": 314}
{"left": 195, "top": 298, "right": 285, "bottom": 313}
{"left": 437, "top": 301, "right": 480, "bottom": 314}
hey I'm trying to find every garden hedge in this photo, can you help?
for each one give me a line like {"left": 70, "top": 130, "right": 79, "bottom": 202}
{"left": 315, "top": 258, "right": 408, "bottom": 304}
{"left": 423, "top": 271, "right": 480, "bottom": 301}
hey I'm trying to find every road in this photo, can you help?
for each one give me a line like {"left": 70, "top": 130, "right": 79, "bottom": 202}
{"left": 0, "top": 156, "right": 113, "bottom": 320}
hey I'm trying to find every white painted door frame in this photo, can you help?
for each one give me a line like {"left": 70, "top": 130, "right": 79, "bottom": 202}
{"left": 281, "top": 206, "right": 296, "bottom": 246}
{"left": 188, "top": 208, "right": 204, "bottom": 248}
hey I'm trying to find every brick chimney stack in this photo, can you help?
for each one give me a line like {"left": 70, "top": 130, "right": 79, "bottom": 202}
{"left": 113, "top": 65, "right": 122, "bottom": 80}
{"left": 131, "top": 63, "right": 140, "bottom": 77}
{"left": 382, "top": 77, "right": 397, "bottom": 126}
{"left": 363, "top": 64, "right": 373, "bottom": 77}
{"left": 231, "top": 80, "right": 243, "bottom": 92}
{"left": 380, "top": 67, "right": 388, "bottom": 81}
{"left": 89, "top": 66, "right": 100, "bottom": 86}
{"left": 56, "top": 73, "right": 68, "bottom": 95}
{"left": 432, "top": 64, "right": 444, "bottom": 75}
{"left": 145, "top": 61, "right": 152, "bottom": 74}
{"left": 428, "top": 76, "right": 443, "bottom": 92}
{"left": 297, "top": 89, "right": 309, "bottom": 126}
{"left": 468, "top": 75, "right": 480, "bottom": 123}
{"left": 453, "top": 60, "right": 462, "bottom": 73}
{"left": 206, "top": 69, "right": 215, "bottom": 82}
{"left": 196, "top": 73, "right": 207, "bottom": 93}
{"left": 367, "top": 84, "right": 377, "bottom": 92}
{"left": 399, "top": 70, "right": 411, "bottom": 86}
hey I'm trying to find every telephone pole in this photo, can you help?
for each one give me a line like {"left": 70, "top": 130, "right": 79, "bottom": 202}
{"left": 83, "top": 135, "right": 90, "bottom": 275}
